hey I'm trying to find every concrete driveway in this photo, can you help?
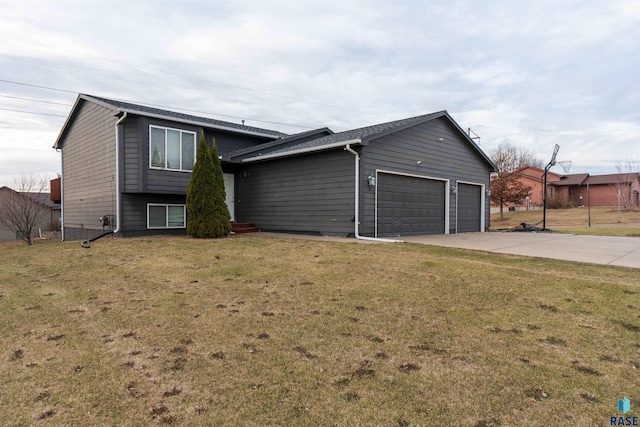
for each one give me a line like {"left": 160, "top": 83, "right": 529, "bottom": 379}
{"left": 402, "top": 232, "right": 640, "bottom": 269}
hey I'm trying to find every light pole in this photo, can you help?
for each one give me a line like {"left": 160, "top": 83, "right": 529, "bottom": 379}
{"left": 542, "top": 144, "right": 560, "bottom": 231}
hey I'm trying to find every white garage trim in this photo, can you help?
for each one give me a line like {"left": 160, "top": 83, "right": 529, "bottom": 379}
{"left": 374, "top": 169, "right": 450, "bottom": 238}
{"left": 455, "top": 180, "right": 485, "bottom": 233}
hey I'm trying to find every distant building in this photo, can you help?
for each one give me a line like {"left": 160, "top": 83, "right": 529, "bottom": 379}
{"left": 521, "top": 166, "right": 562, "bottom": 208}
{"left": 0, "top": 186, "right": 61, "bottom": 243}
{"left": 490, "top": 166, "right": 562, "bottom": 210}
{"left": 551, "top": 173, "right": 640, "bottom": 208}
{"left": 493, "top": 169, "right": 640, "bottom": 210}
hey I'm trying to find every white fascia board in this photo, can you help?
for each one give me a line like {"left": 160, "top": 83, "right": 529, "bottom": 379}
{"left": 242, "top": 139, "right": 362, "bottom": 162}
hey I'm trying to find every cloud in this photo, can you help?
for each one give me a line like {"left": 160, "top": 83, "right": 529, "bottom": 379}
{"left": 0, "top": 0, "right": 638, "bottom": 188}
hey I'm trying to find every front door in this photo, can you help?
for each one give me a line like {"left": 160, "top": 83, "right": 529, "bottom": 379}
{"left": 223, "top": 173, "right": 235, "bottom": 221}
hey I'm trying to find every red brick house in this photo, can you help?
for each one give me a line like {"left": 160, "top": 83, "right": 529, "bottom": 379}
{"left": 491, "top": 166, "right": 562, "bottom": 210}
{"left": 551, "top": 172, "right": 640, "bottom": 208}
{"left": 491, "top": 168, "right": 640, "bottom": 210}
{"left": 519, "top": 166, "right": 563, "bottom": 207}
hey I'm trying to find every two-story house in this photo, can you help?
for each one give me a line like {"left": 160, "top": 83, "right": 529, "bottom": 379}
{"left": 53, "top": 94, "right": 497, "bottom": 241}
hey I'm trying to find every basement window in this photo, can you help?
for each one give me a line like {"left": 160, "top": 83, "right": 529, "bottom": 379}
{"left": 147, "top": 204, "right": 186, "bottom": 229}
{"left": 149, "top": 126, "right": 196, "bottom": 171}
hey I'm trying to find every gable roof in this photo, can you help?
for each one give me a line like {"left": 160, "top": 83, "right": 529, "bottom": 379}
{"left": 242, "top": 110, "right": 497, "bottom": 171}
{"left": 549, "top": 172, "right": 640, "bottom": 187}
{"left": 552, "top": 173, "right": 590, "bottom": 186}
{"left": 519, "top": 166, "right": 563, "bottom": 182}
{"left": 0, "top": 187, "right": 60, "bottom": 209}
{"left": 586, "top": 173, "right": 640, "bottom": 185}
{"left": 54, "top": 94, "right": 287, "bottom": 148}
{"left": 222, "top": 127, "right": 334, "bottom": 162}
{"left": 22, "top": 192, "right": 60, "bottom": 209}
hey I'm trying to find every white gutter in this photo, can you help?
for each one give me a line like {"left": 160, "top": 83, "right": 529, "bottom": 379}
{"left": 59, "top": 150, "right": 65, "bottom": 241}
{"left": 344, "top": 144, "right": 402, "bottom": 243}
{"left": 114, "top": 112, "right": 128, "bottom": 234}
{"left": 243, "top": 139, "right": 362, "bottom": 162}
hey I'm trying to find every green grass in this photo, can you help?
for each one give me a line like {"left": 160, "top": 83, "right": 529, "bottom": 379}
{"left": 491, "top": 207, "right": 640, "bottom": 236}
{"left": 1, "top": 235, "right": 639, "bottom": 426}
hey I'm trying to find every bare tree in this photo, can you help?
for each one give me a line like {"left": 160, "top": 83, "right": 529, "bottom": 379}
{"left": 490, "top": 141, "right": 543, "bottom": 173}
{"left": 489, "top": 142, "right": 540, "bottom": 219}
{"left": 610, "top": 158, "right": 640, "bottom": 211}
{"left": 0, "top": 175, "right": 50, "bottom": 245}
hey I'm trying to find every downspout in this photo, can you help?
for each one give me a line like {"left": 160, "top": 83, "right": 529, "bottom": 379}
{"left": 58, "top": 149, "right": 64, "bottom": 241}
{"left": 344, "top": 144, "right": 401, "bottom": 243}
{"left": 113, "top": 112, "right": 128, "bottom": 234}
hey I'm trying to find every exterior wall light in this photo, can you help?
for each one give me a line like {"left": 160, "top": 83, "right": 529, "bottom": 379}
{"left": 486, "top": 188, "right": 491, "bottom": 197}
{"left": 450, "top": 185, "right": 457, "bottom": 194}
{"left": 367, "top": 174, "right": 376, "bottom": 186}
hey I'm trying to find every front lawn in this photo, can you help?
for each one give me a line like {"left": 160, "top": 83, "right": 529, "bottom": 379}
{"left": 1, "top": 235, "right": 638, "bottom": 426}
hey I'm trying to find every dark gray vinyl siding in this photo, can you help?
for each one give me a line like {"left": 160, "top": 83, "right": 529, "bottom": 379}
{"left": 121, "top": 193, "right": 187, "bottom": 233}
{"left": 236, "top": 150, "right": 355, "bottom": 236}
{"left": 122, "top": 117, "right": 273, "bottom": 195}
{"left": 203, "top": 129, "right": 274, "bottom": 156}
{"left": 123, "top": 116, "right": 142, "bottom": 192}
{"left": 60, "top": 101, "right": 118, "bottom": 232}
{"left": 140, "top": 118, "right": 201, "bottom": 195}
{"left": 228, "top": 130, "right": 333, "bottom": 162}
{"left": 360, "top": 117, "right": 492, "bottom": 235}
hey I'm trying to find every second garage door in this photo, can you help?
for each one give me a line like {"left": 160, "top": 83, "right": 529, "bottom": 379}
{"left": 377, "top": 173, "right": 446, "bottom": 236}
{"left": 457, "top": 183, "right": 482, "bottom": 232}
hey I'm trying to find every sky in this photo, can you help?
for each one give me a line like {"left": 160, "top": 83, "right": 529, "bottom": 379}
{"left": 1, "top": 0, "right": 639, "bottom": 189}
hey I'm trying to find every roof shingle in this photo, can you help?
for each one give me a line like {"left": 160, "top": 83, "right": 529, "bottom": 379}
{"left": 83, "top": 94, "right": 287, "bottom": 139}
{"left": 244, "top": 111, "right": 447, "bottom": 160}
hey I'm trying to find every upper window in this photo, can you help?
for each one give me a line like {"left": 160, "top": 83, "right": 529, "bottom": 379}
{"left": 149, "top": 126, "right": 196, "bottom": 171}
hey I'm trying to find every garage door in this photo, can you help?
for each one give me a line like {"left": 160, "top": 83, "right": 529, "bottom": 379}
{"left": 377, "top": 173, "right": 446, "bottom": 236}
{"left": 457, "top": 183, "right": 482, "bottom": 232}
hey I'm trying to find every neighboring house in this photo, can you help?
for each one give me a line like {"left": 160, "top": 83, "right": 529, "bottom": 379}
{"left": 551, "top": 172, "right": 640, "bottom": 208}
{"left": 53, "top": 94, "right": 497, "bottom": 241}
{"left": 494, "top": 168, "right": 640, "bottom": 210}
{"left": 0, "top": 186, "right": 61, "bottom": 243}
{"left": 493, "top": 166, "right": 563, "bottom": 209}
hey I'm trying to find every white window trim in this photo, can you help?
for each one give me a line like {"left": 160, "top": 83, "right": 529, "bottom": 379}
{"left": 149, "top": 125, "right": 197, "bottom": 172}
{"left": 147, "top": 203, "right": 187, "bottom": 229}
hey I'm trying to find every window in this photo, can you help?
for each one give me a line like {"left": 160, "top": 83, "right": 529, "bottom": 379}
{"left": 149, "top": 126, "right": 196, "bottom": 171}
{"left": 147, "top": 204, "right": 186, "bottom": 229}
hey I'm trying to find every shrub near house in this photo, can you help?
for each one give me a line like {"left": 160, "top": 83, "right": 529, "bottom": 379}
{"left": 186, "top": 134, "right": 231, "bottom": 238}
